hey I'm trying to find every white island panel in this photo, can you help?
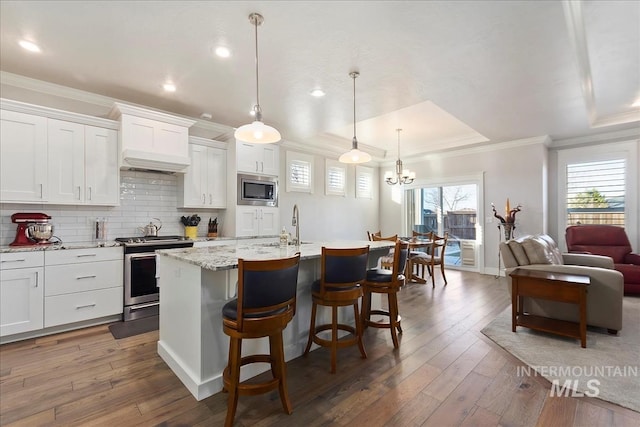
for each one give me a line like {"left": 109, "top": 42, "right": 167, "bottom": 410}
{"left": 156, "top": 240, "right": 393, "bottom": 400}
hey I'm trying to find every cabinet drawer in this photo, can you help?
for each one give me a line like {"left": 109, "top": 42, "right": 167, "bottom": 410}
{"left": 45, "top": 260, "right": 123, "bottom": 296}
{"left": 44, "top": 287, "right": 123, "bottom": 327}
{"left": 45, "top": 247, "right": 123, "bottom": 265}
{"left": 0, "top": 251, "right": 44, "bottom": 270}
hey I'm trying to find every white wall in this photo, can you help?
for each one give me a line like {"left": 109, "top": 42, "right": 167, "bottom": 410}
{"left": 0, "top": 170, "right": 226, "bottom": 246}
{"left": 278, "top": 149, "right": 379, "bottom": 242}
{"left": 379, "top": 141, "right": 548, "bottom": 274}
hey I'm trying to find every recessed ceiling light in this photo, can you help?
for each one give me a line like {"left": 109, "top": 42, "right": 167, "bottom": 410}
{"left": 310, "top": 89, "right": 325, "bottom": 97}
{"left": 18, "top": 40, "right": 41, "bottom": 53}
{"left": 632, "top": 99, "right": 640, "bottom": 108}
{"left": 200, "top": 113, "right": 212, "bottom": 120}
{"left": 215, "top": 46, "right": 231, "bottom": 58}
{"left": 163, "top": 83, "right": 176, "bottom": 92}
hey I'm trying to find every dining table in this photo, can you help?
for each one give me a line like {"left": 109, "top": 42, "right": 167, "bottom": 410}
{"left": 401, "top": 237, "right": 432, "bottom": 284}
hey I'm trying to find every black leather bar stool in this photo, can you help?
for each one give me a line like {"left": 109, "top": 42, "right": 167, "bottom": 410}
{"left": 303, "top": 246, "right": 370, "bottom": 373}
{"left": 221, "top": 254, "right": 301, "bottom": 427}
{"left": 361, "top": 240, "right": 409, "bottom": 348}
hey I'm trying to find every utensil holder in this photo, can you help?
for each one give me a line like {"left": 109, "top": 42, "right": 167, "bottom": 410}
{"left": 185, "top": 226, "right": 198, "bottom": 239}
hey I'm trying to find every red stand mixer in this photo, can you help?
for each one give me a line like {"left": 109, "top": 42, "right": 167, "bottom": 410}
{"left": 10, "top": 213, "right": 55, "bottom": 246}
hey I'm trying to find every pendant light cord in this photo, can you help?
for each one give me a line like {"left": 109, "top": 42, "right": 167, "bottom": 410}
{"left": 351, "top": 71, "right": 359, "bottom": 149}
{"left": 254, "top": 16, "right": 260, "bottom": 111}
{"left": 397, "top": 128, "right": 402, "bottom": 160}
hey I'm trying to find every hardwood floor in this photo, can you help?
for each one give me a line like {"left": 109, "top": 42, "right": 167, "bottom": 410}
{"left": 1, "top": 270, "right": 638, "bottom": 426}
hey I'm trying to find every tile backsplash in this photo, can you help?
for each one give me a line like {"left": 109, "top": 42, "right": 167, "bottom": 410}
{"left": 0, "top": 170, "right": 226, "bottom": 246}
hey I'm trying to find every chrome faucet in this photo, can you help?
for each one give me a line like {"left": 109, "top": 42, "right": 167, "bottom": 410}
{"left": 292, "top": 204, "right": 300, "bottom": 246}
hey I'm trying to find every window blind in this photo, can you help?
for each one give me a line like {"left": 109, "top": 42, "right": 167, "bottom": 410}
{"left": 326, "top": 166, "right": 345, "bottom": 195}
{"left": 355, "top": 166, "right": 372, "bottom": 199}
{"left": 566, "top": 159, "right": 625, "bottom": 226}
{"left": 290, "top": 160, "right": 310, "bottom": 187}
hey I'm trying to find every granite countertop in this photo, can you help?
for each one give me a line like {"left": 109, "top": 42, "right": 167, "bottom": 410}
{"left": 157, "top": 240, "right": 395, "bottom": 271}
{"left": 0, "top": 240, "right": 122, "bottom": 254}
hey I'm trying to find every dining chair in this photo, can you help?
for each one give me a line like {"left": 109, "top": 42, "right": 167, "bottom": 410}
{"left": 411, "top": 232, "right": 448, "bottom": 287}
{"left": 221, "top": 254, "right": 301, "bottom": 426}
{"left": 371, "top": 234, "right": 398, "bottom": 270}
{"left": 409, "top": 230, "right": 433, "bottom": 278}
{"left": 361, "top": 240, "right": 409, "bottom": 348}
{"left": 303, "top": 246, "right": 370, "bottom": 373}
{"left": 367, "top": 230, "right": 381, "bottom": 241}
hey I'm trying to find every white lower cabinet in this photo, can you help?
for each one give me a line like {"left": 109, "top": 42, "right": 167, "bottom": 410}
{"left": 44, "top": 247, "right": 123, "bottom": 328}
{"left": 44, "top": 287, "right": 122, "bottom": 328}
{"left": 236, "top": 206, "right": 279, "bottom": 237}
{"left": 0, "top": 252, "right": 44, "bottom": 337}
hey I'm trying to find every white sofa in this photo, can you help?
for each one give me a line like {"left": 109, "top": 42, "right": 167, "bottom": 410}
{"left": 500, "top": 234, "right": 624, "bottom": 333}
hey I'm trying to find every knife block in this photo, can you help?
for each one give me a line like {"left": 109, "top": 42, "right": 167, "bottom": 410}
{"left": 185, "top": 226, "right": 198, "bottom": 240}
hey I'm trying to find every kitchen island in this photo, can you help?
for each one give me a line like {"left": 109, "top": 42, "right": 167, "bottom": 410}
{"left": 155, "top": 240, "right": 394, "bottom": 401}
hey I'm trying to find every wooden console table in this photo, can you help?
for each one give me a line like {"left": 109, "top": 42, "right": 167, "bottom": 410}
{"left": 509, "top": 268, "right": 590, "bottom": 348}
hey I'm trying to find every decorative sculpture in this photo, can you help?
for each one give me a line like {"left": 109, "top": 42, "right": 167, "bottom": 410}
{"left": 491, "top": 198, "right": 522, "bottom": 240}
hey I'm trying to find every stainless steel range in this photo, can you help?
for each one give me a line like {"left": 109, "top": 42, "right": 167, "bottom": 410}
{"left": 116, "top": 236, "right": 193, "bottom": 321}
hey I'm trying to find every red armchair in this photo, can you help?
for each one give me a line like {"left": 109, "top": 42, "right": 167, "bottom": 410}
{"left": 566, "top": 225, "right": 640, "bottom": 295}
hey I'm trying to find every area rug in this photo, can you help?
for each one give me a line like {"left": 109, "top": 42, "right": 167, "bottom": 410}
{"left": 481, "top": 298, "right": 640, "bottom": 412}
{"left": 109, "top": 315, "right": 158, "bottom": 339}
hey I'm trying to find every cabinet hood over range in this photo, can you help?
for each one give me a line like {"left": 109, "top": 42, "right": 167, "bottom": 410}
{"left": 109, "top": 103, "right": 196, "bottom": 173}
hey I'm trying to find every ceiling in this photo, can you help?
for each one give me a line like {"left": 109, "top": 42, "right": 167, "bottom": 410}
{"left": 1, "top": 1, "right": 639, "bottom": 163}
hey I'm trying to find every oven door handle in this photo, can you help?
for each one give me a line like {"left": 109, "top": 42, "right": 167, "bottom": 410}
{"left": 126, "top": 253, "right": 157, "bottom": 260}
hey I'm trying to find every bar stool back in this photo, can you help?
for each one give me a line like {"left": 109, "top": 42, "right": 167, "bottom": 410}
{"left": 303, "top": 246, "right": 370, "bottom": 373}
{"left": 362, "top": 240, "right": 409, "bottom": 348}
{"left": 221, "top": 254, "right": 301, "bottom": 427}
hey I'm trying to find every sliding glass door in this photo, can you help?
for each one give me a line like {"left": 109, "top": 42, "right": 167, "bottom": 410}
{"left": 405, "top": 182, "right": 480, "bottom": 269}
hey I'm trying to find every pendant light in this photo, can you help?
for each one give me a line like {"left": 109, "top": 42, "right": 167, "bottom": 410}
{"left": 339, "top": 71, "right": 372, "bottom": 164}
{"left": 234, "top": 13, "right": 281, "bottom": 144}
{"left": 384, "top": 129, "right": 415, "bottom": 185}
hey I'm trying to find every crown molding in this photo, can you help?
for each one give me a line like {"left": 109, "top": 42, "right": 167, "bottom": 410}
{"left": 550, "top": 128, "right": 640, "bottom": 149}
{"left": 0, "top": 98, "right": 119, "bottom": 129}
{"left": 1, "top": 71, "right": 233, "bottom": 135}
{"left": 380, "top": 135, "right": 552, "bottom": 167}
{"left": 1, "top": 71, "right": 114, "bottom": 108}
{"left": 593, "top": 110, "right": 640, "bottom": 128}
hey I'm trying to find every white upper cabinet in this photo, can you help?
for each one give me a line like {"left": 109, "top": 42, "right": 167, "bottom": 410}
{"left": 0, "top": 110, "right": 48, "bottom": 202}
{"left": 85, "top": 126, "right": 119, "bottom": 205}
{"left": 48, "top": 119, "right": 119, "bottom": 205}
{"left": 1, "top": 100, "right": 119, "bottom": 206}
{"left": 236, "top": 141, "right": 279, "bottom": 176}
{"left": 180, "top": 139, "right": 227, "bottom": 208}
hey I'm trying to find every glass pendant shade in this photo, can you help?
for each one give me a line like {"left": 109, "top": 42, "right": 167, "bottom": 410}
{"left": 338, "top": 147, "right": 372, "bottom": 164}
{"left": 234, "top": 13, "right": 280, "bottom": 144}
{"left": 234, "top": 120, "right": 281, "bottom": 144}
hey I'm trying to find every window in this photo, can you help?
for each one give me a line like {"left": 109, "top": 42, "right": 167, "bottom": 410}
{"left": 355, "top": 166, "right": 373, "bottom": 199}
{"left": 286, "top": 151, "right": 313, "bottom": 193}
{"left": 566, "top": 159, "right": 625, "bottom": 226}
{"left": 557, "top": 141, "right": 638, "bottom": 251}
{"left": 325, "top": 159, "right": 346, "bottom": 196}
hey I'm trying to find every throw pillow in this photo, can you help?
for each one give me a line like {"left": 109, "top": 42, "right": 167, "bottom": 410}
{"left": 521, "top": 238, "right": 555, "bottom": 265}
{"left": 507, "top": 240, "right": 530, "bottom": 266}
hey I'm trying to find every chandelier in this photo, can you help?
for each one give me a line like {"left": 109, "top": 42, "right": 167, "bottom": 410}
{"left": 384, "top": 129, "right": 415, "bottom": 185}
{"left": 234, "top": 13, "right": 281, "bottom": 144}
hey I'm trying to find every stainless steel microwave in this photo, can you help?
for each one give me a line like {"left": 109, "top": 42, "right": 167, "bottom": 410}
{"left": 237, "top": 174, "right": 278, "bottom": 207}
